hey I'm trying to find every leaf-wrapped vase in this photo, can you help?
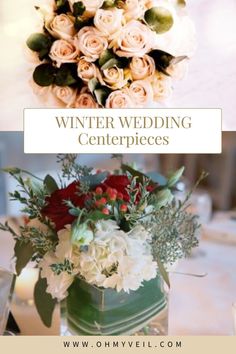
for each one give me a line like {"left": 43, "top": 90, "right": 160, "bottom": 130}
{"left": 61, "top": 275, "right": 168, "bottom": 336}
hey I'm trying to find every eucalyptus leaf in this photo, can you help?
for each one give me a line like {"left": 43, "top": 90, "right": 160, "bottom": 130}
{"left": 33, "top": 64, "right": 56, "bottom": 87}
{"left": 55, "top": 64, "right": 77, "bottom": 87}
{"left": 88, "top": 78, "right": 100, "bottom": 94}
{"left": 102, "top": 0, "right": 116, "bottom": 8}
{"left": 94, "top": 87, "right": 112, "bottom": 106}
{"left": 26, "top": 33, "right": 51, "bottom": 52}
{"left": 149, "top": 49, "right": 174, "bottom": 74}
{"left": 101, "top": 58, "right": 120, "bottom": 71}
{"left": 144, "top": 7, "right": 174, "bottom": 34}
{"left": 121, "top": 164, "right": 150, "bottom": 185}
{"left": 146, "top": 172, "right": 167, "bottom": 186}
{"left": 98, "top": 49, "right": 116, "bottom": 67}
{"left": 44, "top": 175, "right": 59, "bottom": 194}
{"left": 80, "top": 171, "right": 108, "bottom": 188}
{"left": 73, "top": 1, "right": 86, "bottom": 16}
{"left": 168, "top": 166, "right": 185, "bottom": 188}
{"left": 34, "top": 276, "right": 57, "bottom": 327}
{"left": 14, "top": 240, "right": 35, "bottom": 275}
{"left": 155, "top": 189, "right": 173, "bottom": 209}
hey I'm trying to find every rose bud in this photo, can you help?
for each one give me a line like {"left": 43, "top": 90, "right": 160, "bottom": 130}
{"left": 120, "top": 204, "right": 128, "bottom": 213}
{"left": 95, "top": 187, "right": 103, "bottom": 195}
{"left": 102, "top": 208, "right": 110, "bottom": 215}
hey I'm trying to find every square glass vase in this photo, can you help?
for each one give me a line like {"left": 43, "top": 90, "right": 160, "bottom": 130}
{"left": 61, "top": 276, "right": 168, "bottom": 336}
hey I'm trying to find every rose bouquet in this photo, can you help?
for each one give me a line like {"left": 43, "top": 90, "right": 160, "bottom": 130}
{"left": 0, "top": 156, "right": 204, "bottom": 335}
{"left": 26, "top": 0, "right": 195, "bottom": 108}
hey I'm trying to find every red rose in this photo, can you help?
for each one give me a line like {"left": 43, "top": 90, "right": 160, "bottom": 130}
{"left": 42, "top": 182, "right": 87, "bottom": 231}
{"left": 102, "top": 175, "right": 131, "bottom": 202}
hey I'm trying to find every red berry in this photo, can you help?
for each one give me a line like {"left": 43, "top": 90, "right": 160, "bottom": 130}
{"left": 120, "top": 204, "right": 128, "bottom": 213}
{"left": 95, "top": 200, "right": 101, "bottom": 208}
{"left": 102, "top": 208, "right": 110, "bottom": 215}
{"left": 112, "top": 189, "right": 118, "bottom": 195}
{"left": 109, "top": 192, "right": 117, "bottom": 201}
{"left": 95, "top": 187, "right": 103, "bottom": 195}
{"left": 117, "top": 192, "right": 124, "bottom": 200}
{"left": 100, "top": 197, "right": 107, "bottom": 205}
{"left": 106, "top": 187, "right": 113, "bottom": 195}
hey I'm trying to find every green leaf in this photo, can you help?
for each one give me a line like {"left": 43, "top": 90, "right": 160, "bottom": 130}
{"left": 155, "top": 189, "right": 173, "bottom": 208}
{"left": 14, "top": 240, "right": 35, "bottom": 275}
{"left": 168, "top": 166, "right": 185, "bottom": 188}
{"left": 26, "top": 33, "right": 51, "bottom": 52}
{"left": 88, "top": 78, "right": 100, "bottom": 94}
{"left": 73, "top": 1, "right": 86, "bottom": 16}
{"left": 94, "top": 87, "right": 112, "bottom": 106}
{"left": 101, "top": 58, "right": 120, "bottom": 71}
{"left": 34, "top": 276, "right": 57, "bottom": 327}
{"left": 55, "top": 64, "right": 77, "bottom": 87}
{"left": 146, "top": 171, "right": 167, "bottom": 186}
{"left": 149, "top": 49, "right": 174, "bottom": 75}
{"left": 88, "top": 210, "right": 111, "bottom": 222}
{"left": 102, "top": 0, "right": 117, "bottom": 8}
{"left": 1, "top": 167, "right": 22, "bottom": 175}
{"left": 33, "top": 63, "right": 56, "bottom": 87}
{"left": 121, "top": 164, "right": 150, "bottom": 184}
{"left": 80, "top": 171, "right": 108, "bottom": 188}
{"left": 99, "top": 49, "right": 116, "bottom": 67}
{"left": 156, "top": 256, "right": 170, "bottom": 288}
{"left": 144, "top": 7, "right": 174, "bottom": 34}
{"left": 44, "top": 175, "right": 59, "bottom": 194}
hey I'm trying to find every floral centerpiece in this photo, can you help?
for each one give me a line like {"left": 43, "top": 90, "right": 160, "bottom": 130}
{"left": 0, "top": 156, "right": 204, "bottom": 335}
{"left": 26, "top": 0, "right": 195, "bottom": 108}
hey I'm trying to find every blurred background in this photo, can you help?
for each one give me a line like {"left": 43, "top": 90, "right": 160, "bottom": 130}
{"left": 0, "top": 132, "right": 236, "bottom": 336}
{"left": 0, "top": 0, "right": 236, "bottom": 130}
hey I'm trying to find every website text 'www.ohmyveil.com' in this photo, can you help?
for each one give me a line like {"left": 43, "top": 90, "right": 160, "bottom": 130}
{"left": 62, "top": 339, "right": 182, "bottom": 349}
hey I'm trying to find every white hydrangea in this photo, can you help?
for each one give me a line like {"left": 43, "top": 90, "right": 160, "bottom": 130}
{"left": 78, "top": 220, "right": 157, "bottom": 292}
{"left": 39, "top": 227, "right": 79, "bottom": 300}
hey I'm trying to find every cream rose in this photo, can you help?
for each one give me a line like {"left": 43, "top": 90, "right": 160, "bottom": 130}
{"left": 122, "top": 0, "right": 147, "bottom": 21}
{"left": 77, "top": 27, "right": 108, "bottom": 62}
{"left": 49, "top": 39, "right": 79, "bottom": 67}
{"left": 68, "top": 0, "right": 104, "bottom": 17}
{"left": 105, "top": 89, "right": 134, "bottom": 108}
{"left": 75, "top": 93, "right": 99, "bottom": 108}
{"left": 45, "top": 14, "right": 76, "bottom": 40}
{"left": 52, "top": 86, "right": 77, "bottom": 107}
{"left": 77, "top": 57, "right": 98, "bottom": 82}
{"left": 130, "top": 55, "right": 155, "bottom": 80}
{"left": 129, "top": 80, "right": 153, "bottom": 107}
{"left": 115, "top": 20, "right": 154, "bottom": 58}
{"left": 94, "top": 8, "right": 123, "bottom": 37}
{"left": 151, "top": 71, "right": 172, "bottom": 101}
{"left": 100, "top": 66, "right": 127, "bottom": 90}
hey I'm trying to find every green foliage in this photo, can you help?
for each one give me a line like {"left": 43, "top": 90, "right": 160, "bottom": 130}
{"left": 50, "top": 259, "right": 74, "bottom": 275}
{"left": 44, "top": 175, "right": 59, "bottom": 194}
{"left": 26, "top": 33, "right": 52, "bottom": 60}
{"left": 14, "top": 240, "right": 35, "bottom": 275}
{"left": 144, "top": 7, "right": 174, "bottom": 34}
{"left": 73, "top": 1, "right": 86, "bottom": 16}
{"left": 57, "top": 154, "right": 93, "bottom": 181}
{"left": 33, "top": 64, "right": 56, "bottom": 86}
{"left": 143, "top": 199, "right": 200, "bottom": 266}
{"left": 34, "top": 276, "right": 57, "bottom": 327}
{"left": 55, "top": 64, "right": 78, "bottom": 87}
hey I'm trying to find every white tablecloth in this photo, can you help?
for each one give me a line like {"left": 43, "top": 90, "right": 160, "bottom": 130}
{"left": 0, "top": 0, "right": 236, "bottom": 130}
